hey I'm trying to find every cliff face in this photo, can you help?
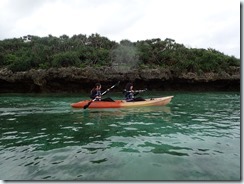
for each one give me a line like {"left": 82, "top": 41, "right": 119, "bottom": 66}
{"left": 0, "top": 67, "right": 240, "bottom": 93}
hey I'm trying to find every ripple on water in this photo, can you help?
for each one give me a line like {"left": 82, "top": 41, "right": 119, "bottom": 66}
{"left": 0, "top": 92, "right": 240, "bottom": 180}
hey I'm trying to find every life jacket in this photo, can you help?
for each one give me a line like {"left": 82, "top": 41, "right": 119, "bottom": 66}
{"left": 90, "top": 89, "right": 101, "bottom": 100}
{"left": 96, "top": 90, "right": 101, "bottom": 96}
{"left": 125, "top": 91, "right": 134, "bottom": 101}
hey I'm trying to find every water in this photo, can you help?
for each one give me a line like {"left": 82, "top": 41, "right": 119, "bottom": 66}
{"left": 0, "top": 92, "right": 240, "bottom": 180}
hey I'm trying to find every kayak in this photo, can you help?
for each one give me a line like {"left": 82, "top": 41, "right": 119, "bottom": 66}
{"left": 71, "top": 96, "right": 174, "bottom": 108}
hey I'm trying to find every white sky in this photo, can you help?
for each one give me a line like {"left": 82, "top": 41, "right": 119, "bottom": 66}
{"left": 0, "top": 0, "right": 240, "bottom": 58}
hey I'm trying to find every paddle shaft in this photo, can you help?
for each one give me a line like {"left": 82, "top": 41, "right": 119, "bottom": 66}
{"left": 125, "top": 88, "right": 147, "bottom": 93}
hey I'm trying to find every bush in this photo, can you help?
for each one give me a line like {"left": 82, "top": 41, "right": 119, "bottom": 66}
{"left": 51, "top": 51, "right": 80, "bottom": 67}
{"left": 0, "top": 34, "right": 240, "bottom": 74}
{"left": 8, "top": 59, "right": 32, "bottom": 72}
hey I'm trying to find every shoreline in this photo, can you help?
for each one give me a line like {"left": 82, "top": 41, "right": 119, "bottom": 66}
{"left": 0, "top": 67, "right": 240, "bottom": 93}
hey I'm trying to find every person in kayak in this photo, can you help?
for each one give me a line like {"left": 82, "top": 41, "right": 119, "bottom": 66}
{"left": 90, "top": 83, "right": 114, "bottom": 102}
{"left": 124, "top": 82, "right": 145, "bottom": 102}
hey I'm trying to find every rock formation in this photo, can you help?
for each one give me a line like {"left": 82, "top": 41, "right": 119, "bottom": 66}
{"left": 0, "top": 67, "right": 240, "bottom": 93}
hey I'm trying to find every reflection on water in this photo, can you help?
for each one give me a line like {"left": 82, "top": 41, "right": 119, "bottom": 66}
{"left": 0, "top": 92, "right": 240, "bottom": 180}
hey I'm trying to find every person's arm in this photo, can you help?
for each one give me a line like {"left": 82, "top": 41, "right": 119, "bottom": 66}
{"left": 134, "top": 92, "right": 139, "bottom": 96}
{"left": 90, "top": 90, "right": 97, "bottom": 99}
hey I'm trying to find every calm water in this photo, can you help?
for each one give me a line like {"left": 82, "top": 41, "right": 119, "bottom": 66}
{"left": 0, "top": 91, "right": 240, "bottom": 180}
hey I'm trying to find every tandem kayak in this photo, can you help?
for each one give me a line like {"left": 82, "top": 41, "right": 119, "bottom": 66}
{"left": 71, "top": 96, "right": 174, "bottom": 108}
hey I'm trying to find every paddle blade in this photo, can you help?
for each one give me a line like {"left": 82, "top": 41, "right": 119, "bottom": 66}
{"left": 83, "top": 100, "right": 92, "bottom": 109}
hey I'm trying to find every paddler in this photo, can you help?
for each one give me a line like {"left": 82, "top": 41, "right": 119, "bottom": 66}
{"left": 124, "top": 82, "right": 145, "bottom": 102}
{"left": 90, "top": 83, "right": 114, "bottom": 102}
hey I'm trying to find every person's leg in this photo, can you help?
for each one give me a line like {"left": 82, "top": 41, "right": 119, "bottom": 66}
{"left": 101, "top": 97, "right": 115, "bottom": 102}
{"left": 133, "top": 97, "right": 145, "bottom": 101}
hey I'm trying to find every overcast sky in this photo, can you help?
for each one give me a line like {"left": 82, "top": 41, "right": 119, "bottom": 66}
{"left": 0, "top": 0, "right": 240, "bottom": 58}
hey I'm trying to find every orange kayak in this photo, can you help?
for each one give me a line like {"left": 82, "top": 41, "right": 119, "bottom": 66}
{"left": 71, "top": 96, "right": 174, "bottom": 108}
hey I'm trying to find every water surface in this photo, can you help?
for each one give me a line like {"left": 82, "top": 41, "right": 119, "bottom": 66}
{"left": 0, "top": 92, "right": 240, "bottom": 180}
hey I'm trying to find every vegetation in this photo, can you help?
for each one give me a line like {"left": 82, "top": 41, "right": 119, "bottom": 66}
{"left": 0, "top": 33, "right": 240, "bottom": 73}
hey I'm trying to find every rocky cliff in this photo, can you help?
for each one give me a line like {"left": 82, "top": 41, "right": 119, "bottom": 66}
{"left": 0, "top": 67, "right": 240, "bottom": 93}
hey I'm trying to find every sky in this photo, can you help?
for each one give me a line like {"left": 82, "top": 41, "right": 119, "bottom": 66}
{"left": 0, "top": 0, "right": 240, "bottom": 58}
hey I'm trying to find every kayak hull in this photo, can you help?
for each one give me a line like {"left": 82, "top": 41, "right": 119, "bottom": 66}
{"left": 71, "top": 96, "right": 174, "bottom": 108}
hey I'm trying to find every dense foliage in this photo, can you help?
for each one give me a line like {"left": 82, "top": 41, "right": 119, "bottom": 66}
{"left": 0, "top": 33, "right": 240, "bottom": 73}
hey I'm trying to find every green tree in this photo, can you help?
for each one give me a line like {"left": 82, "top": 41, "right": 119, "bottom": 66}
{"left": 0, "top": 33, "right": 239, "bottom": 73}
{"left": 51, "top": 51, "right": 80, "bottom": 67}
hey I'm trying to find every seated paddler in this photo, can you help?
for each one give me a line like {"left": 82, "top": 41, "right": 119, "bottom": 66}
{"left": 124, "top": 82, "right": 145, "bottom": 102}
{"left": 90, "top": 83, "right": 114, "bottom": 102}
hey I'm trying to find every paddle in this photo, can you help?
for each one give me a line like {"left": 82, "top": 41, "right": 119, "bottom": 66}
{"left": 123, "top": 88, "right": 148, "bottom": 95}
{"left": 83, "top": 81, "right": 120, "bottom": 109}
{"left": 134, "top": 88, "right": 147, "bottom": 93}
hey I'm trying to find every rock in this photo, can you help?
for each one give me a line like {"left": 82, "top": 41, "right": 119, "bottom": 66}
{"left": 0, "top": 67, "right": 240, "bottom": 92}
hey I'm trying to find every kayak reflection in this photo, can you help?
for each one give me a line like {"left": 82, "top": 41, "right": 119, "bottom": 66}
{"left": 74, "top": 105, "right": 172, "bottom": 126}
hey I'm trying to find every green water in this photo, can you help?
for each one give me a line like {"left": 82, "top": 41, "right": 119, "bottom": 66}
{"left": 0, "top": 91, "right": 240, "bottom": 180}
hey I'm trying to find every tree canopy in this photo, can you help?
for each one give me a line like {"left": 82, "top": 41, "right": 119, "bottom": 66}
{"left": 0, "top": 33, "right": 240, "bottom": 73}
